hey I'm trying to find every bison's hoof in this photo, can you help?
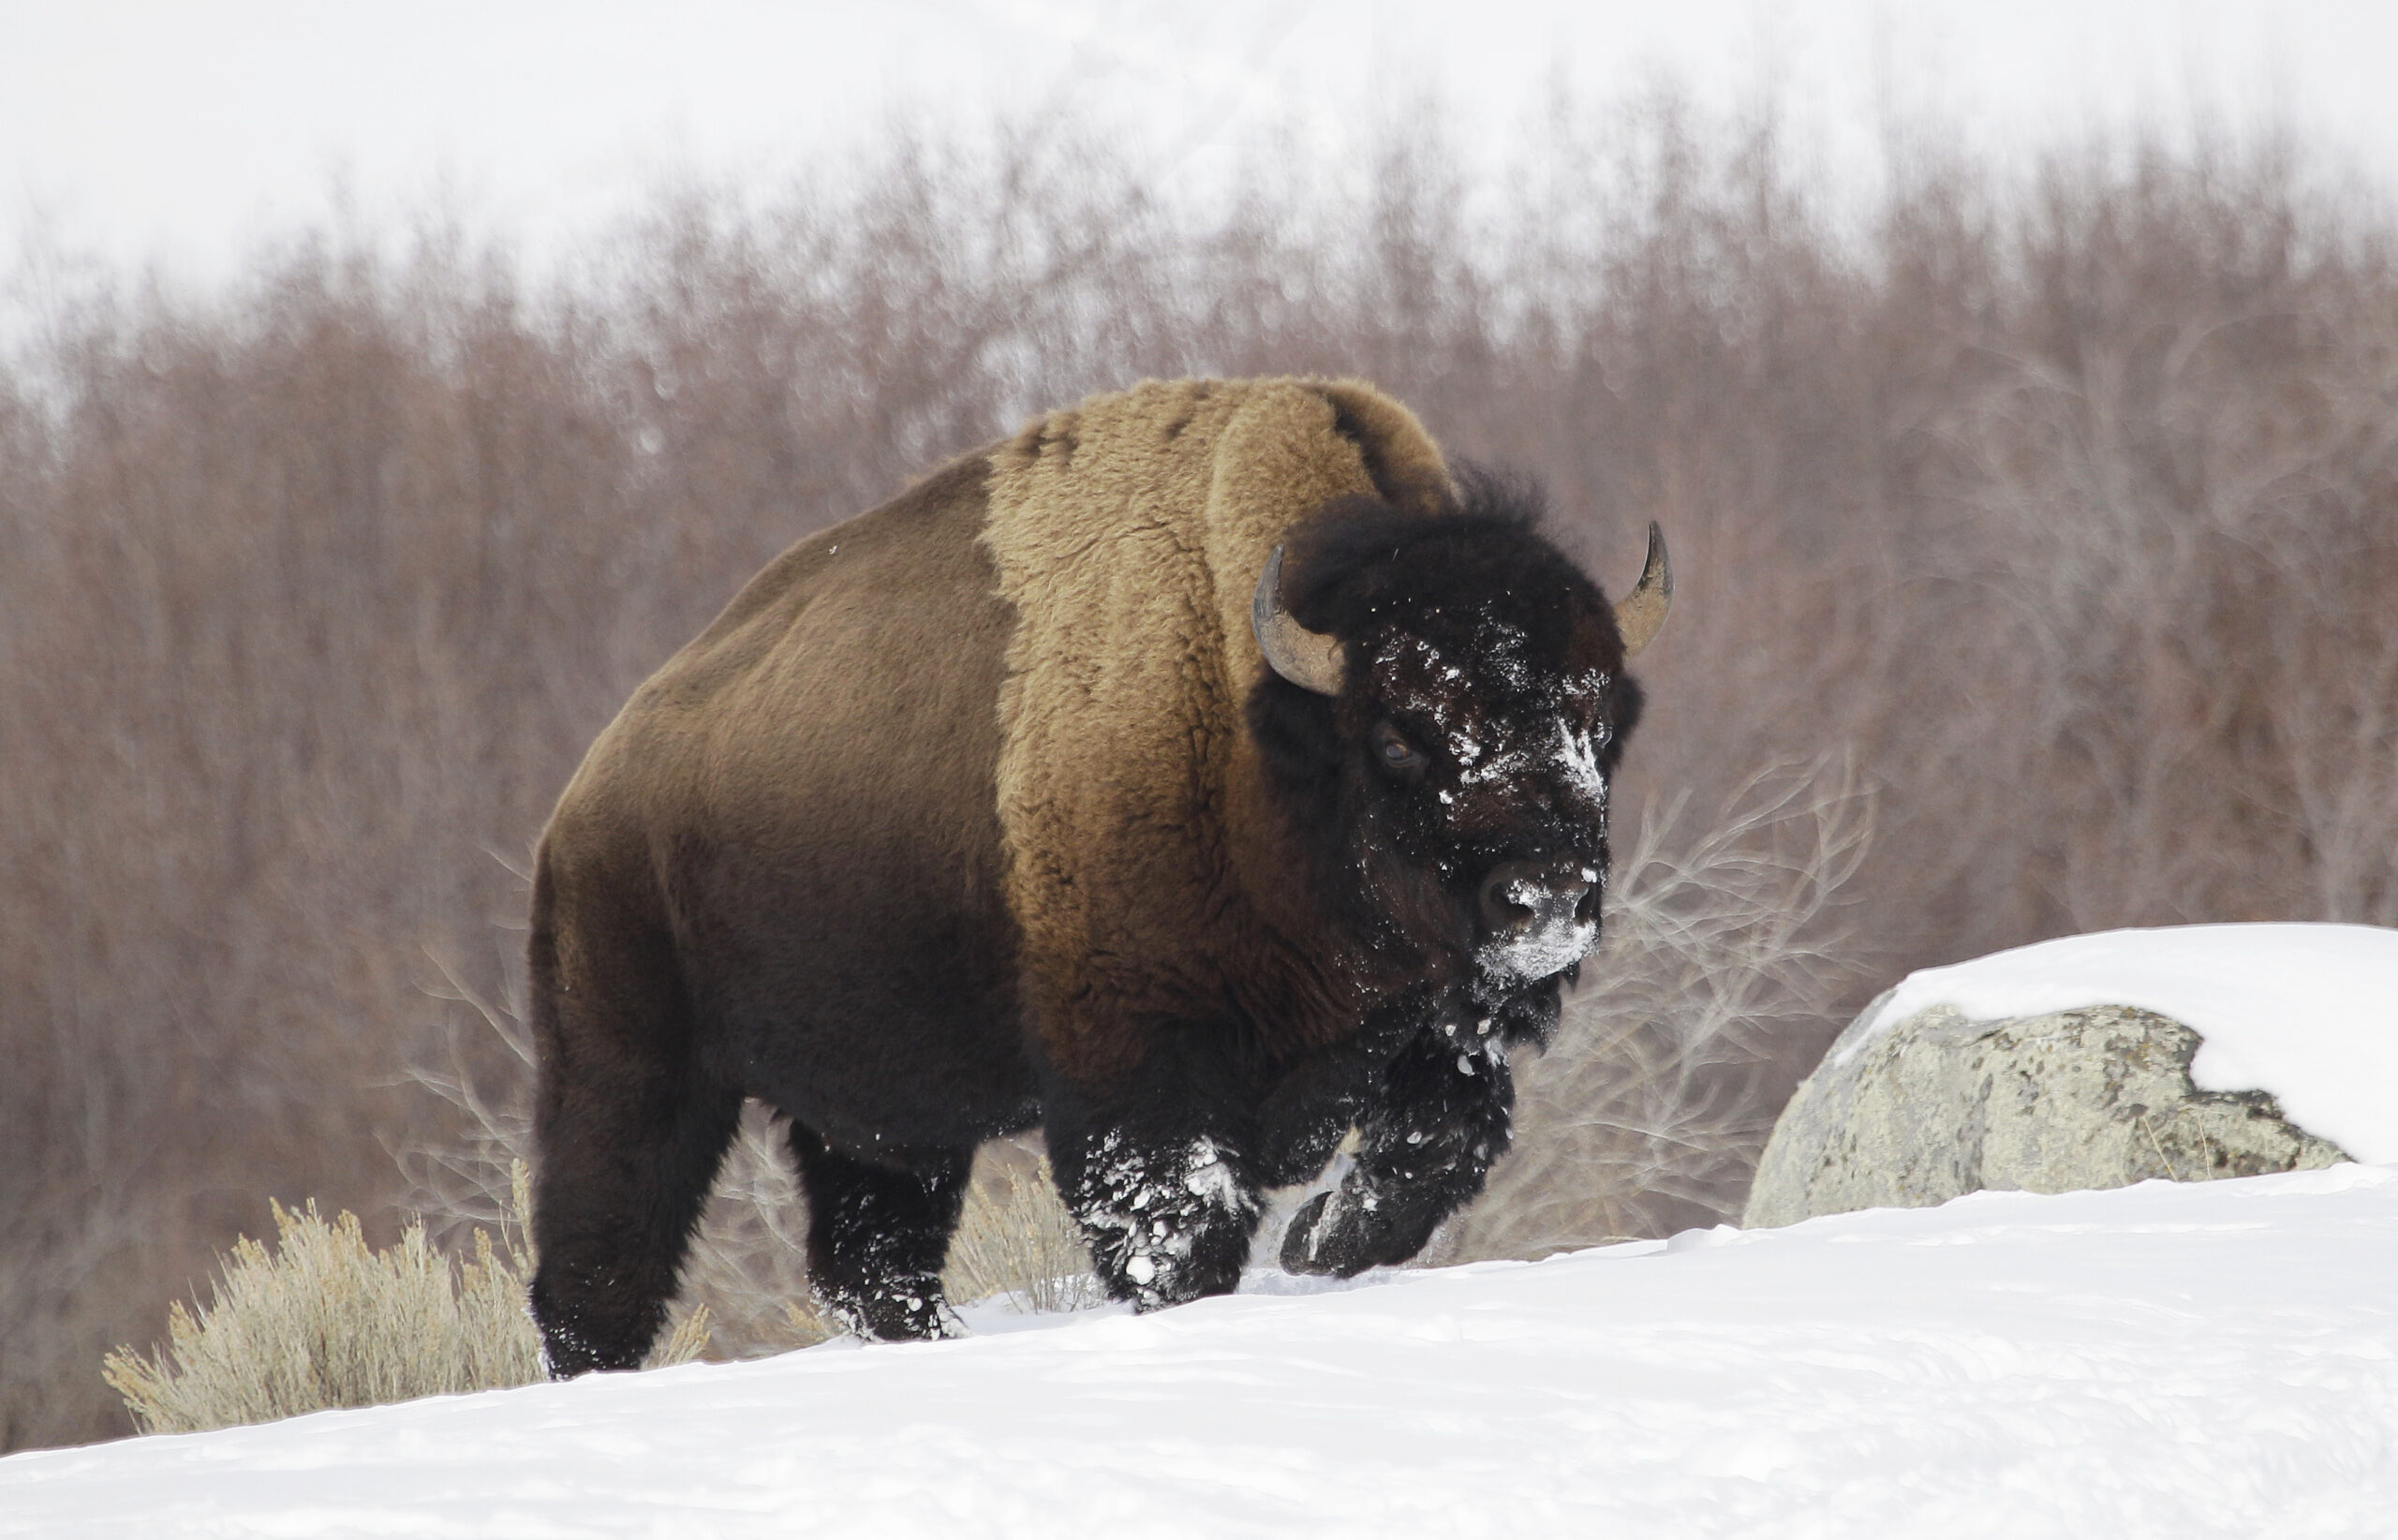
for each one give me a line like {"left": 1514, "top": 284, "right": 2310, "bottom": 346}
{"left": 1280, "top": 1192, "right": 1350, "bottom": 1276}
{"left": 1281, "top": 1188, "right": 1419, "bottom": 1278}
{"left": 829, "top": 1282, "right": 961, "bottom": 1342}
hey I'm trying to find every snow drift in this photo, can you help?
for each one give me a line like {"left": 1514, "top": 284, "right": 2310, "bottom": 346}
{"left": 6, "top": 1163, "right": 2395, "bottom": 1538}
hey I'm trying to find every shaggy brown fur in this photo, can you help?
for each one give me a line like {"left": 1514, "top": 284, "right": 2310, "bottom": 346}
{"left": 984, "top": 378, "right": 1451, "bottom": 1085}
{"left": 528, "top": 375, "right": 1651, "bottom": 1370}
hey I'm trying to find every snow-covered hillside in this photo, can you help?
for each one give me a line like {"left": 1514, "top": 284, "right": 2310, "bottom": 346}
{"left": 7, "top": 1164, "right": 2395, "bottom": 1538}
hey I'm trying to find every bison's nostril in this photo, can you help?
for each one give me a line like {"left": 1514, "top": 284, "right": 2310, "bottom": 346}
{"left": 1477, "top": 872, "right": 1534, "bottom": 933}
{"left": 1477, "top": 860, "right": 1595, "bottom": 939}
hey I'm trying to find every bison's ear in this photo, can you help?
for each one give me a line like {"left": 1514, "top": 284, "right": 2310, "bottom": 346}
{"left": 1253, "top": 545, "right": 1347, "bottom": 696}
{"left": 1614, "top": 523, "right": 1671, "bottom": 659}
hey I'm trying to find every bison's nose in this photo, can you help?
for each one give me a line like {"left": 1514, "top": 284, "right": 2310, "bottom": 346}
{"left": 1476, "top": 859, "right": 1599, "bottom": 943}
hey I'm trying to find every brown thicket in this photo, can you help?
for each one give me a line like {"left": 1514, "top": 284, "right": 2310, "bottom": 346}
{"left": 7, "top": 106, "right": 2396, "bottom": 1450}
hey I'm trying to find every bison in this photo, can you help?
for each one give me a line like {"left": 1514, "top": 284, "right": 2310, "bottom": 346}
{"left": 526, "top": 378, "right": 1668, "bottom": 1373}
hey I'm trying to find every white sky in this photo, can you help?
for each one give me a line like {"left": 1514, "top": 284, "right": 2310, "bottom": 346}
{"left": 7, "top": 1, "right": 2398, "bottom": 281}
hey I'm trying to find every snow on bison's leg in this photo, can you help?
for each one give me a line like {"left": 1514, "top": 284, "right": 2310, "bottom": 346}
{"left": 1280, "top": 1013, "right": 1517, "bottom": 1278}
{"left": 1045, "top": 1038, "right": 1266, "bottom": 1310}
{"left": 790, "top": 1129, "right": 972, "bottom": 1341}
{"left": 1057, "top": 1126, "right": 1264, "bottom": 1310}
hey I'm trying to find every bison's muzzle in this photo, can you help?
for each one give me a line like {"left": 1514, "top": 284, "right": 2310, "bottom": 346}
{"left": 1475, "top": 858, "right": 1601, "bottom": 982}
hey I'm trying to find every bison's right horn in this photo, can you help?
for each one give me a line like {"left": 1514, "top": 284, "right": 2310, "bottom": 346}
{"left": 1613, "top": 522, "right": 1672, "bottom": 659}
{"left": 1252, "top": 545, "right": 1347, "bottom": 696}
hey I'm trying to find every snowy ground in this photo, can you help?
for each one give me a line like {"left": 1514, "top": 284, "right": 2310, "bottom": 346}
{"left": 7, "top": 1162, "right": 2395, "bottom": 1538}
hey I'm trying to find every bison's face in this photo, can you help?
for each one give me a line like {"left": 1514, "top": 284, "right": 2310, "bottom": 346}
{"left": 1354, "top": 622, "right": 1621, "bottom": 986}
{"left": 1249, "top": 479, "right": 1665, "bottom": 999}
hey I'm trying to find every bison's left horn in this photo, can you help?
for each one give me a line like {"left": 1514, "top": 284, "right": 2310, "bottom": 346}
{"left": 1613, "top": 522, "right": 1672, "bottom": 659}
{"left": 1252, "top": 545, "right": 1347, "bottom": 696}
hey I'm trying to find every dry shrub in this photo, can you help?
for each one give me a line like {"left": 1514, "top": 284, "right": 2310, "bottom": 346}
{"left": 100, "top": 1202, "right": 539, "bottom": 1435}
{"left": 942, "top": 1148, "right": 1100, "bottom": 1315}
{"left": 10, "top": 101, "right": 2398, "bottom": 1446}
{"left": 96, "top": 1177, "right": 706, "bottom": 1437}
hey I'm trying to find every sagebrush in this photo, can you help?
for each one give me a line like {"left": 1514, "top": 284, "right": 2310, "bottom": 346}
{"left": 942, "top": 1149, "right": 1102, "bottom": 1315}
{"left": 98, "top": 1171, "right": 708, "bottom": 1436}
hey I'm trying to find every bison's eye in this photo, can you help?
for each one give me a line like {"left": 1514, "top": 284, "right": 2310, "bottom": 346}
{"left": 1374, "top": 720, "right": 1427, "bottom": 775}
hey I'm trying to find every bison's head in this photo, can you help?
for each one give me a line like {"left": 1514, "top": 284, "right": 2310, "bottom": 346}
{"left": 1247, "top": 470, "right": 1668, "bottom": 1014}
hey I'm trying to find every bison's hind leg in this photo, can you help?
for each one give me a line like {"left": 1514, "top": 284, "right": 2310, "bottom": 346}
{"left": 790, "top": 1128, "right": 971, "bottom": 1340}
{"left": 528, "top": 1074, "right": 742, "bottom": 1377}
{"left": 527, "top": 855, "right": 744, "bottom": 1378}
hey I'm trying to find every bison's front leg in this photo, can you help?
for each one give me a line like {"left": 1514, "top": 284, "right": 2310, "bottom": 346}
{"left": 1044, "top": 1041, "right": 1265, "bottom": 1310}
{"left": 1280, "top": 1006, "right": 1520, "bottom": 1278}
{"left": 1060, "top": 1127, "right": 1263, "bottom": 1310}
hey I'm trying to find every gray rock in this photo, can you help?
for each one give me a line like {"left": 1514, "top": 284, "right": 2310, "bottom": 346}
{"left": 1743, "top": 1000, "right": 2350, "bottom": 1230}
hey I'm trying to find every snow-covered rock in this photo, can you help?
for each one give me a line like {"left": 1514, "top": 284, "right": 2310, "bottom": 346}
{"left": 6, "top": 1164, "right": 2397, "bottom": 1537}
{"left": 1744, "top": 1002, "right": 2346, "bottom": 1228}
{"left": 1746, "top": 923, "right": 2398, "bottom": 1228}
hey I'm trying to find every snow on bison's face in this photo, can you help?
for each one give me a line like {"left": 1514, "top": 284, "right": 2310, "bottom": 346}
{"left": 1249, "top": 483, "right": 1666, "bottom": 1003}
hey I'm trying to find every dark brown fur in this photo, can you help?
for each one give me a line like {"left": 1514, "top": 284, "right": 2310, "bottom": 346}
{"left": 529, "top": 454, "right": 1034, "bottom": 1364}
